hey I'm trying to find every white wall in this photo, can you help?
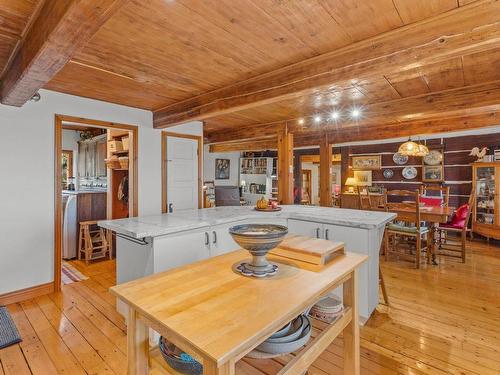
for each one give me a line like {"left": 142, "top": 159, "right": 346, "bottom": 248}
{"left": 0, "top": 89, "right": 201, "bottom": 295}
{"left": 203, "top": 145, "right": 240, "bottom": 186}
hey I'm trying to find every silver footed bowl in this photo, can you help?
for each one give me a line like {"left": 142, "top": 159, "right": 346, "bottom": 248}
{"left": 229, "top": 224, "right": 288, "bottom": 277}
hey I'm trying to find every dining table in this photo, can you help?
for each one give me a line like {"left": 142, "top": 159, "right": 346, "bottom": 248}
{"left": 388, "top": 205, "right": 455, "bottom": 264}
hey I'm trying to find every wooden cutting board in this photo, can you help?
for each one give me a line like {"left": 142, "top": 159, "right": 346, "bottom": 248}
{"left": 270, "top": 234, "right": 345, "bottom": 266}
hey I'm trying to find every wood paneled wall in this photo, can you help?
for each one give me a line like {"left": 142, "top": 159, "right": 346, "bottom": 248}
{"left": 341, "top": 132, "right": 500, "bottom": 208}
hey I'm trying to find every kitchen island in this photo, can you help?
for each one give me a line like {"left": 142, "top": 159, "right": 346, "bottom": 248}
{"left": 99, "top": 205, "right": 395, "bottom": 321}
{"left": 112, "top": 249, "right": 367, "bottom": 375}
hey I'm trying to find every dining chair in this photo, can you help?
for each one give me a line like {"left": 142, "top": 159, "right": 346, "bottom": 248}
{"left": 384, "top": 190, "right": 431, "bottom": 269}
{"left": 420, "top": 184, "right": 450, "bottom": 207}
{"left": 435, "top": 188, "right": 475, "bottom": 263}
{"left": 357, "top": 189, "right": 373, "bottom": 210}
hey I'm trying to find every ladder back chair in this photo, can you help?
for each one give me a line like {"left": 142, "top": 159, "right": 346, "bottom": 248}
{"left": 357, "top": 189, "right": 373, "bottom": 210}
{"left": 384, "top": 189, "right": 432, "bottom": 269}
{"left": 436, "top": 188, "right": 475, "bottom": 263}
{"left": 420, "top": 184, "right": 450, "bottom": 207}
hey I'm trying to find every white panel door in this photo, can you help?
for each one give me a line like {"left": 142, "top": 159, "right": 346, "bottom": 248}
{"left": 166, "top": 136, "right": 198, "bottom": 211}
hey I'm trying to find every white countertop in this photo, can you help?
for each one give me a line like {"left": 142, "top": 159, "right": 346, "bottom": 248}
{"left": 98, "top": 205, "right": 396, "bottom": 239}
{"left": 63, "top": 189, "right": 107, "bottom": 195}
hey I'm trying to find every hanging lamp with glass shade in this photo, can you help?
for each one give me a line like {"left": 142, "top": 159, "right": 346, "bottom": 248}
{"left": 415, "top": 142, "right": 429, "bottom": 157}
{"left": 398, "top": 137, "right": 420, "bottom": 156}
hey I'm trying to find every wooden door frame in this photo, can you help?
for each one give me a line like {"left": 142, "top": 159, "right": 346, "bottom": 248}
{"left": 161, "top": 131, "right": 203, "bottom": 213}
{"left": 54, "top": 114, "right": 139, "bottom": 292}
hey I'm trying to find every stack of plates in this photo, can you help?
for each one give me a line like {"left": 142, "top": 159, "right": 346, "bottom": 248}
{"left": 246, "top": 315, "right": 312, "bottom": 359}
{"left": 309, "top": 297, "right": 344, "bottom": 323}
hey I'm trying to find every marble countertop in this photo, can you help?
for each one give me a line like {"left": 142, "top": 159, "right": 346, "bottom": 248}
{"left": 98, "top": 205, "right": 396, "bottom": 239}
{"left": 63, "top": 189, "right": 107, "bottom": 195}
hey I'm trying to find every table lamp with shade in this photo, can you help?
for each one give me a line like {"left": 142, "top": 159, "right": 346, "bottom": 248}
{"left": 345, "top": 177, "right": 357, "bottom": 193}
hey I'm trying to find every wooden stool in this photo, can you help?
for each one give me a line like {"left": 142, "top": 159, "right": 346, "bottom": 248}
{"left": 78, "top": 220, "right": 111, "bottom": 264}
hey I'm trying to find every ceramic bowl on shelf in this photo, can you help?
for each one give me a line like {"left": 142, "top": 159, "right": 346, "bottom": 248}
{"left": 229, "top": 224, "right": 288, "bottom": 277}
{"left": 247, "top": 315, "right": 312, "bottom": 358}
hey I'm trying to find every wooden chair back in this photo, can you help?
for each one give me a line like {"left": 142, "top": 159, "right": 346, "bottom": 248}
{"left": 420, "top": 184, "right": 450, "bottom": 207}
{"left": 384, "top": 189, "right": 422, "bottom": 229}
{"left": 464, "top": 187, "right": 475, "bottom": 232}
{"left": 357, "top": 189, "right": 373, "bottom": 210}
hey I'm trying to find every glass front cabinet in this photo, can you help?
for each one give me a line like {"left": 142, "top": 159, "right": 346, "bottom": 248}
{"left": 472, "top": 162, "right": 500, "bottom": 240}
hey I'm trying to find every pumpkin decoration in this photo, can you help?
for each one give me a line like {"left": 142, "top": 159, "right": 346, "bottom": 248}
{"left": 256, "top": 196, "right": 269, "bottom": 209}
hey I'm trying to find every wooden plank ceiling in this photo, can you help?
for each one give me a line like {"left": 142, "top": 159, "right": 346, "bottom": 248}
{"left": 0, "top": 0, "right": 498, "bottom": 146}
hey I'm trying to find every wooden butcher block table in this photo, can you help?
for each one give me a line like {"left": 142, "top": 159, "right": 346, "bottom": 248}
{"left": 111, "top": 248, "right": 367, "bottom": 375}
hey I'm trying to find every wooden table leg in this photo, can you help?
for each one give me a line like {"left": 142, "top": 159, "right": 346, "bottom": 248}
{"left": 128, "top": 308, "right": 149, "bottom": 375}
{"left": 343, "top": 270, "right": 360, "bottom": 375}
{"left": 203, "top": 359, "right": 234, "bottom": 375}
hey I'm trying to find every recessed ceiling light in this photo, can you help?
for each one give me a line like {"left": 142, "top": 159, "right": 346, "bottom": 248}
{"left": 351, "top": 108, "right": 361, "bottom": 118}
{"left": 330, "top": 111, "right": 340, "bottom": 120}
{"left": 298, "top": 118, "right": 304, "bottom": 125}
{"left": 314, "top": 115, "right": 321, "bottom": 123}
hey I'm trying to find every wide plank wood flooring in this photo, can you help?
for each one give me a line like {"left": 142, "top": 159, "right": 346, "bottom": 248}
{"left": 1, "top": 239, "right": 499, "bottom": 374}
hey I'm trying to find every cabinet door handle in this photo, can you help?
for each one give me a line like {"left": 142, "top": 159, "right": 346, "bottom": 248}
{"left": 204, "top": 232, "right": 210, "bottom": 246}
{"left": 212, "top": 231, "right": 217, "bottom": 244}
{"left": 316, "top": 228, "right": 320, "bottom": 239}
{"left": 325, "top": 229, "right": 329, "bottom": 240}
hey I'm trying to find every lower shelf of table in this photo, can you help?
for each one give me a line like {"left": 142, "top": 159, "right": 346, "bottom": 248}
{"left": 149, "top": 310, "right": 352, "bottom": 375}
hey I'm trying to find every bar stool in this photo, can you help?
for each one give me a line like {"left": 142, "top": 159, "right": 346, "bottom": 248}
{"left": 78, "top": 220, "right": 111, "bottom": 264}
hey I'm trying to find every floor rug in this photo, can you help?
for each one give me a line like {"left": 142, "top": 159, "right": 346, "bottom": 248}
{"left": 0, "top": 306, "right": 21, "bottom": 349}
{"left": 62, "top": 261, "right": 89, "bottom": 284}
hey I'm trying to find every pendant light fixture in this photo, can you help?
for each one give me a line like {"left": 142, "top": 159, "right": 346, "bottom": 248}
{"left": 398, "top": 137, "right": 420, "bottom": 156}
{"left": 399, "top": 137, "right": 429, "bottom": 156}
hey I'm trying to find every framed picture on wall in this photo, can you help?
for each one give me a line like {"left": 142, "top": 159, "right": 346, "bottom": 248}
{"left": 422, "top": 165, "right": 444, "bottom": 182}
{"left": 352, "top": 155, "right": 381, "bottom": 170}
{"left": 354, "top": 170, "right": 372, "bottom": 186}
{"left": 215, "top": 159, "right": 230, "bottom": 180}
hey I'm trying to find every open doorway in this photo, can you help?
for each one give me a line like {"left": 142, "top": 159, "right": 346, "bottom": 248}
{"left": 298, "top": 154, "right": 342, "bottom": 206}
{"left": 54, "top": 115, "right": 138, "bottom": 292}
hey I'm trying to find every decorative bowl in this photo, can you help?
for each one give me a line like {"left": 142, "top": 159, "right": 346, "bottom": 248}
{"left": 255, "top": 315, "right": 311, "bottom": 355}
{"left": 159, "top": 337, "right": 202, "bottom": 375}
{"left": 229, "top": 224, "right": 288, "bottom": 277}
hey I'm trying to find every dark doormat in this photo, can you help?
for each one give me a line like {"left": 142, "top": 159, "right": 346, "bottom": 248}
{"left": 0, "top": 306, "right": 21, "bottom": 349}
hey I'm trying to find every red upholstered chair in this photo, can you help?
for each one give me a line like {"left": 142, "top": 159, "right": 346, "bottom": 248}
{"left": 436, "top": 189, "right": 475, "bottom": 263}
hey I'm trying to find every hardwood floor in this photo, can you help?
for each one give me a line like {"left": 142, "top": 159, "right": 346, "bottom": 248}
{"left": 1, "top": 240, "right": 499, "bottom": 374}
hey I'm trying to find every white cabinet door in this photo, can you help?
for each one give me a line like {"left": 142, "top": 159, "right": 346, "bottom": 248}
{"left": 210, "top": 222, "right": 242, "bottom": 256}
{"left": 153, "top": 228, "right": 210, "bottom": 273}
{"left": 287, "top": 219, "right": 323, "bottom": 238}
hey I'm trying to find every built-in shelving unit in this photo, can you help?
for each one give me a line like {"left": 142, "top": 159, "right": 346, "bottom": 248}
{"left": 107, "top": 129, "right": 131, "bottom": 219}
{"left": 240, "top": 157, "right": 274, "bottom": 204}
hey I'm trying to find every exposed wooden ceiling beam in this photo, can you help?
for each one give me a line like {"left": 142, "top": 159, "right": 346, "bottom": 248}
{"left": 154, "top": 0, "right": 500, "bottom": 128}
{"left": 0, "top": 0, "right": 128, "bottom": 107}
{"left": 296, "top": 112, "right": 499, "bottom": 146}
{"left": 207, "top": 112, "right": 498, "bottom": 151}
{"left": 205, "top": 81, "right": 500, "bottom": 143}
{"left": 209, "top": 138, "right": 277, "bottom": 153}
